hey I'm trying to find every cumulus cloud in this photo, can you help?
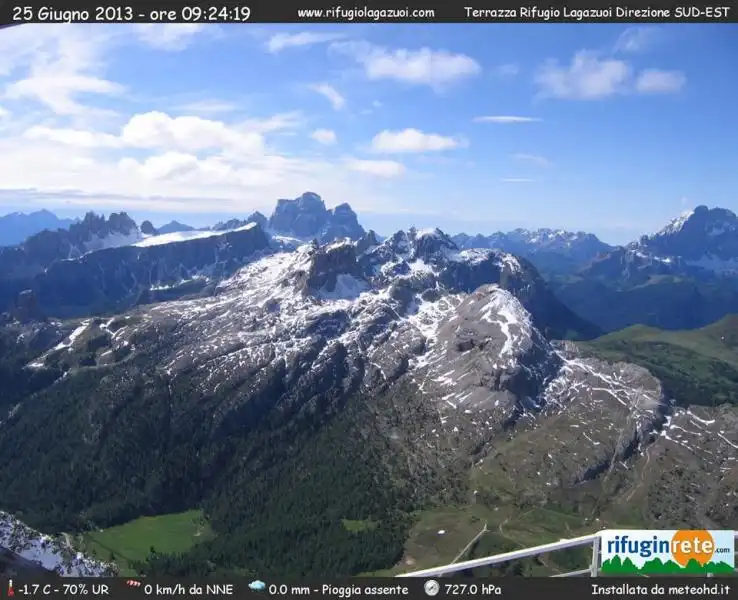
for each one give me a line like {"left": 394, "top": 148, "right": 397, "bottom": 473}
{"left": 120, "top": 112, "right": 265, "bottom": 153}
{"left": 371, "top": 129, "right": 459, "bottom": 153}
{"left": 333, "top": 42, "right": 480, "bottom": 89}
{"left": 311, "top": 129, "right": 337, "bottom": 145}
{"left": 23, "top": 112, "right": 301, "bottom": 153}
{"left": 0, "top": 105, "right": 405, "bottom": 217}
{"left": 536, "top": 51, "right": 631, "bottom": 100}
{"left": 535, "top": 50, "right": 685, "bottom": 99}
{"left": 309, "top": 84, "right": 346, "bottom": 110}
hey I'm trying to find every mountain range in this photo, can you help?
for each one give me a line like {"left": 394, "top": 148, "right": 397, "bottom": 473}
{"left": 0, "top": 210, "right": 77, "bottom": 247}
{"left": 0, "top": 195, "right": 737, "bottom": 578}
{"left": 554, "top": 206, "right": 738, "bottom": 332}
{"left": 452, "top": 229, "right": 613, "bottom": 276}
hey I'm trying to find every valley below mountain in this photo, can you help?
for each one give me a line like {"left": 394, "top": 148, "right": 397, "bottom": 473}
{"left": 0, "top": 197, "right": 737, "bottom": 578}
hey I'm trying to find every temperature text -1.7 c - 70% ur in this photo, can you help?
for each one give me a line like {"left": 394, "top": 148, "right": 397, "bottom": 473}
{"left": 17, "top": 583, "right": 110, "bottom": 597}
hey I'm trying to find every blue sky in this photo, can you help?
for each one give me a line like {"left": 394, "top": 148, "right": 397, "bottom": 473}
{"left": 0, "top": 23, "right": 735, "bottom": 244}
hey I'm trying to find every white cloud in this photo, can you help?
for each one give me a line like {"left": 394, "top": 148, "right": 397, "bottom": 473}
{"left": 0, "top": 132, "right": 387, "bottom": 212}
{"left": 134, "top": 24, "right": 207, "bottom": 51}
{"left": 535, "top": 50, "right": 686, "bottom": 100}
{"left": 119, "top": 152, "right": 201, "bottom": 180}
{"left": 311, "top": 129, "right": 337, "bottom": 145}
{"left": 7, "top": 75, "right": 123, "bottom": 116}
{"left": 536, "top": 51, "right": 631, "bottom": 100}
{"left": 121, "top": 112, "right": 265, "bottom": 153}
{"left": 0, "top": 106, "right": 9, "bottom": 118}
{"left": 371, "top": 129, "right": 459, "bottom": 153}
{"left": 635, "top": 69, "right": 686, "bottom": 94}
{"left": 474, "top": 116, "right": 541, "bottom": 124}
{"left": 0, "top": 105, "right": 405, "bottom": 216}
{"left": 335, "top": 42, "right": 480, "bottom": 89}
{"left": 501, "top": 178, "right": 534, "bottom": 183}
{"left": 23, "top": 111, "right": 267, "bottom": 154}
{"left": 310, "top": 84, "right": 346, "bottom": 110}
{"left": 346, "top": 158, "right": 405, "bottom": 177}
{"left": 24, "top": 126, "right": 121, "bottom": 148}
{"left": 1, "top": 25, "right": 123, "bottom": 115}
{"left": 0, "top": 25, "right": 213, "bottom": 118}
{"left": 266, "top": 31, "right": 344, "bottom": 53}
{"left": 513, "top": 153, "right": 550, "bottom": 167}
{"left": 613, "top": 27, "right": 660, "bottom": 54}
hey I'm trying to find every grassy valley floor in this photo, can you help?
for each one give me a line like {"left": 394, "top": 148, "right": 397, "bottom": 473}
{"left": 76, "top": 510, "right": 213, "bottom": 576}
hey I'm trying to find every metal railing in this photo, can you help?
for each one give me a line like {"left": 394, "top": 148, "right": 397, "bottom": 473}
{"left": 397, "top": 531, "right": 738, "bottom": 578}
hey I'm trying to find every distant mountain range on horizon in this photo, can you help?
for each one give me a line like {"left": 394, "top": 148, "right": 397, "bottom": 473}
{"left": 0, "top": 197, "right": 734, "bottom": 275}
{"left": 0, "top": 209, "right": 78, "bottom": 247}
{"left": 2, "top": 194, "right": 738, "bottom": 333}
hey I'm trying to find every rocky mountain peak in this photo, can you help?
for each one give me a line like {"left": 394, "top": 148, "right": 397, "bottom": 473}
{"left": 106, "top": 212, "right": 137, "bottom": 233}
{"left": 76, "top": 211, "right": 137, "bottom": 237}
{"left": 140, "top": 220, "right": 156, "bottom": 235}
{"left": 298, "top": 240, "right": 364, "bottom": 295}
{"left": 268, "top": 192, "right": 364, "bottom": 243}
{"left": 386, "top": 230, "right": 411, "bottom": 255}
{"left": 355, "top": 230, "right": 380, "bottom": 255}
{"left": 410, "top": 228, "right": 457, "bottom": 263}
{"left": 212, "top": 212, "right": 267, "bottom": 233}
{"left": 157, "top": 220, "right": 195, "bottom": 235}
{"left": 269, "top": 192, "right": 330, "bottom": 238}
{"left": 332, "top": 202, "right": 356, "bottom": 216}
{"left": 247, "top": 211, "right": 268, "bottom": 229}
{"left": 296, "top": 191, "right": 325, "bottom": 210}
{"left": 637, "top": 206, "right": 738, "bottom": 261}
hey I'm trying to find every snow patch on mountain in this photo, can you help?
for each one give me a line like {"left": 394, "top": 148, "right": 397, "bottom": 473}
{"left": 481, "top": 288, "right": 532, "bottom": 359}
{"left": 0, "top": 512, "right": 112, "bottom": 576}
{"left": 651, "top": 209, "right": 695, "bottom": 237}
{"left": 134, "top": 223, "right": 258, "bottom": 248}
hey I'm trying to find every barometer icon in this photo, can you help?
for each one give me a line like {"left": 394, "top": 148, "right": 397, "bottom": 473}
{"left": 423, "top": 580, "right": 440, "bottom": 597}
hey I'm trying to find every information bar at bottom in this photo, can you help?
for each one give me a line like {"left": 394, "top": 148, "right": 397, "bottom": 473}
{"left": 3, "top": 578, "right": 737, "bottom": 600}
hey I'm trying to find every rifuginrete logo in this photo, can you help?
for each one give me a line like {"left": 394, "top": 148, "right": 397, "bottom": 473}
{"left": 600, "top": 529, "right": 735, "bottom": 575}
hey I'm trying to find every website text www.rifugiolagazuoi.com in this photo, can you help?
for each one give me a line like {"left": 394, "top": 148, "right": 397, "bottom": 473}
{"left": 296, "top": 5, "right": 435, "bottom": 20}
